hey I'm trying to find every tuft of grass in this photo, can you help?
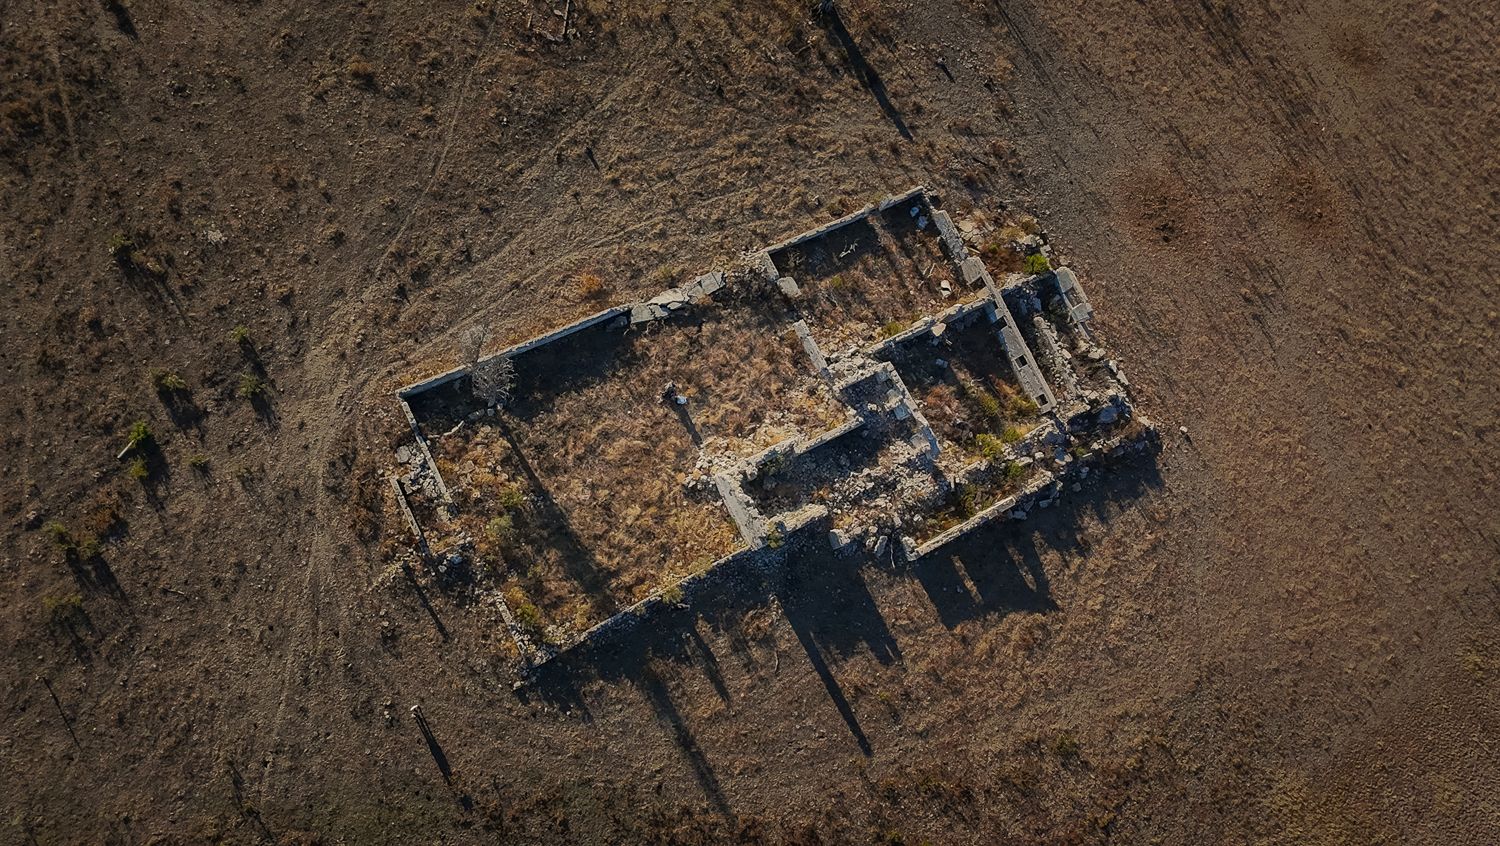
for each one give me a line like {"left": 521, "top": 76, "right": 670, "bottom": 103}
{"left": 1004, "top": 460, "right": 1026, "bottom": 483}
{"left": 188, "top": 453, "right": 209, "bottom": 470}
{"left": 1000, "top": 425, "right": 1024, "bottom": 445}
{"left": 346, "top": 58, "right": 376, "bottom": 86}
{"left": 575, "top": 272, "right": 610, "bottom": 301}
{"left": 1052, "top": 732, "right": 1081, "bottom": 761}
{"left": 237, "top": 373, "right": 266, "bottom": 399}
{"left": 126, "top": 455, "right": 149, "bottom": 482}
{"left": 1024, "top": 253, "right": 1052, "bottom": 275}
{"left": 228, "top": 325, "right": 252, "bottom": 346}
{"left": 660, "top": 583, "right": 684, "bottom": 606}
{"left": 877, "top": 320, "right": 905, "bottom": 339}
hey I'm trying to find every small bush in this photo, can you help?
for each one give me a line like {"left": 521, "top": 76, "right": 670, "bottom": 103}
{"left": 1052, "top": 732, "right": 1081, "bottom": 760}
{"left": 829, "top": 275, "right": 848, "bottom": 290}
{"left": 43, "top": 521, "right": 73, "bottom": 549}
{"left": 1023, "top": 253, "right": 1052, "bottom": 275}
{"left": 661, "top": 584, "right": 684, "bottom": 606}
{"left": 1004, "top": 460, "right": 1026, "bottom": 482}
{"left": 151, "top": 370, "right": 188, "bottom": 392}
{"left": 575, "top": 272, "right": 609, "bottom": 301}
{"left": 188, "top": 453, "right": 209, "bottom": 469}
{"left": 878, "top": 320, "right": 905, "bottom": 339}
{"left": 126, "top": 455, "right": 149, "bottom": 481}
{"left": 43, "top": 592, "right": 84, "bottom": 623}
{"left": 975, "top": 433, "right": 1005, "bottom": 461}
{"left": 238, "top": 374, "right": 266, "bottom": 399}
{"left": 228, "top": 325, "right": 251, "bottom": 345}
{"left": 123, "top": 420, "right": 153, "bottom": 453}
{"left": 1008, "top": 395, "right": 1040, "bottom": 418}
{"left": 1000, "top": 425, "right": 1024, "bottom": 445}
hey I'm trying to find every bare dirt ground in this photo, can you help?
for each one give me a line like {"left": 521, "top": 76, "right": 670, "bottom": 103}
{"left": 2, "top": 0, "right": 1497, "bottom": 843}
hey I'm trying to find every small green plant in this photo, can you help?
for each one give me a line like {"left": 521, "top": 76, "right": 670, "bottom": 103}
{"left": 107, "top": 232, "right": 135, "bottom": 261}
{"left": 829, "top": 275, "right": 848, "bottom": 290}
{"left": 237, "top": 373, "right": 266, "bottom": 399}
{"left": 229, "top": 325, "right": 251, "bottom": 345}
{"left": 1004, "top": 460, "right": 1026, "bottom": 483}
{"left": 1000, "top": 425, "right": 1024, "bottom": 445}
{"left": 496, "top": 483, "right": 526, "bottom": 511}
{"left": 122, "top": 419, "right": 154, "bottom": 454}
{"left": 764, "top": 526, "right": 784, "bottom": 550}
{"left": 485, "top": 514, "right": 516, "bottom": 545}
{"left": 126, "top": 455, "right": 149, "bottom": 481}
{"left": 877, "top": 320, "right": 905, "bottom": 339}
{"left": 512, "top": 600, "right": 543, "bottom": 633}
{"left": 1023, "top": 253, "right": 1052, "bottom": 275}
{"left": 660, "top": 584, "right": 684, "bottom": 606}
{"left": 1052, "top": 732, "right": 1081, "bottom": 760}
{"left": 188, "top": 453, "right": 209, "bottom": 469}
{"left": 975, "top": 433, "right": 1005, "bottom": 461}
{"left": 151, "top": 370, "right": 188, "bottom": 392}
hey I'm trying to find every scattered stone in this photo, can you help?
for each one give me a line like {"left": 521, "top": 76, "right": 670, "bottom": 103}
{"left": 872, "top": 534, "right": 889, "bottom": 558}
{"left": 776, "top": 276, "right": 801, "bottom": 298}
{"left": 24, "top": 510, "right": 42, "bottom": 530}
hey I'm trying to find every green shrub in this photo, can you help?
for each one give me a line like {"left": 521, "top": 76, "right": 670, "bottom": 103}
{"left": 1008, "top": 395, "right": 1040, "bottom": 418}
{"left": 126, "top": 455, "right": 149, "bottom": 481}
{"left": 1004, "top": 461, "right": 1026, "bottom": 482}
{"left": 878, "top": 320, "right": 905, "bottom": 339}
{"left": 237, "top": 373, "right": 266, "bottom": 399}
{"left": 512, "top": 600, "right": 543, "bottom": 633}
{"left": 1023, "top": 253, "right": 1052, "bottom": 275}
{"left": 975, "top": 433, "right": 1005, "bottom": 461}
{"left": 1052, "top": 732, "right": 1081, "bottom": 760}
{"left": 43, "top": 592, "right": 84, "bottom": 623}
{"left": 486, "top": 514, "right": 516, "bottom": 545}
{"left": 661, "top": 584, "right": 684, "bottom": 606}
{"left": 953, "top": 484, "right": 978, "bottom": 519}
{"left": 123, "top": 420, "right": 153, "bottom": 453}
{"left": 229, "top": 325, "right": 251, "bottom": 345}
{"left": 1000, "top": 425, "right": 1024, "bottom": 444}
{"left": 496, "top": 483, "right": 526, "bottom": 511}
{"left": 151, "top": 370, "right": 187, "bottom": 392}
{"left": 43, "top": 521, "right": 73, "bottom": 549}
{"left": 188, "top": 453, "right": 209, "bottom": 469}
{"left": 975, "top": 391, "right": 1003, "bottom": 420}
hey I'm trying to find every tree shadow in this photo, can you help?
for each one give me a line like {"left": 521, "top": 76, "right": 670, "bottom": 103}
{"left": 818, "top": 0, "right": 912, "bottom": 140}
{"left": 494, "top": 416, "right": 619, "bottom": 621}
{"left": 913, "top": 445, "right": 1164, "bottom": 627}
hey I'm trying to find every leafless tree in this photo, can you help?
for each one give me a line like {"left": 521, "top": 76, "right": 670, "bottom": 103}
{"left": 458, "top": 325, "right": 515, "bottom": 408}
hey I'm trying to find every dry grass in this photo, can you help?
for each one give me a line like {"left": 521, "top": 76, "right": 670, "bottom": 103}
{"left": 778, "top": 210, "right": 960, "bottom": 349}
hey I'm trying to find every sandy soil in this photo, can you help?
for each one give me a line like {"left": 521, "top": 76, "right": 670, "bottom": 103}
{"left": 1, "top": 0, "right": 1496, "bottom": 843}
